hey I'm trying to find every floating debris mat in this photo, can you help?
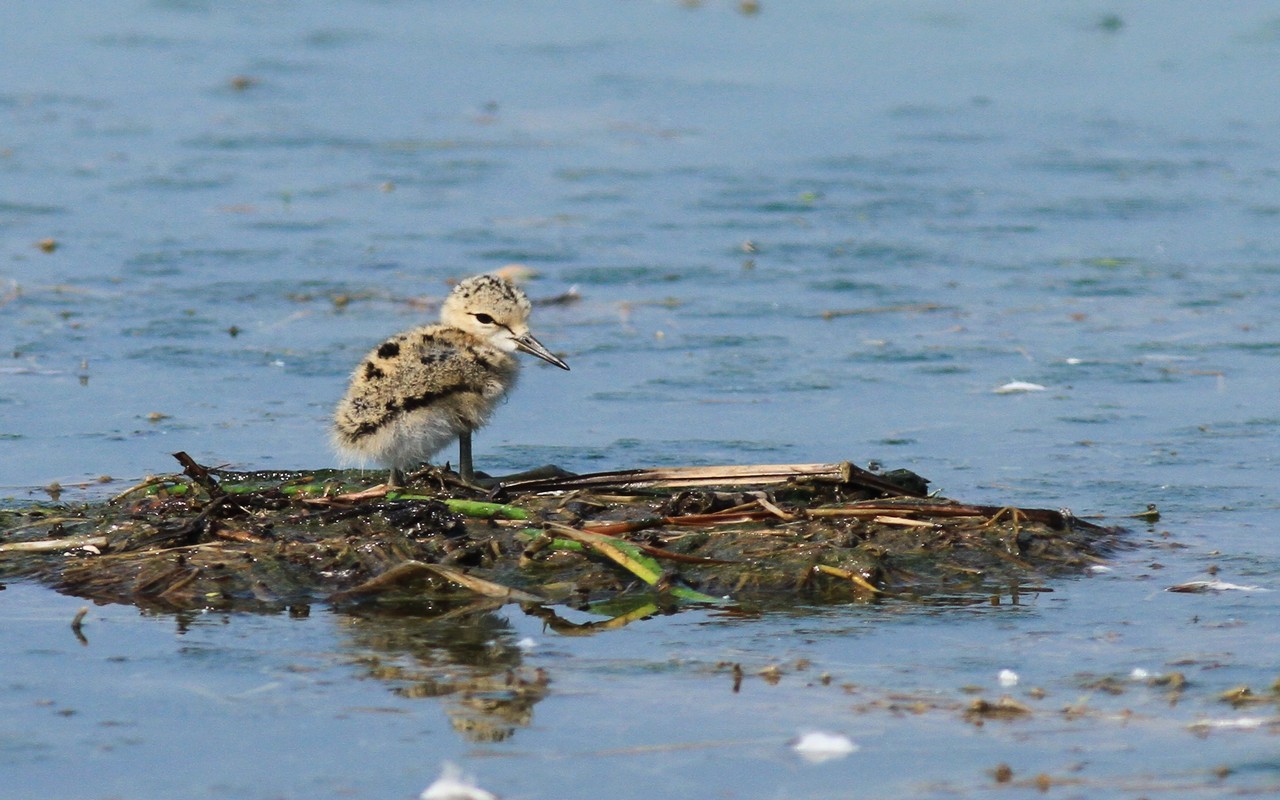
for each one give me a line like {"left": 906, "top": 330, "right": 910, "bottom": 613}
{"left": 0, "top": 453, "right": 1128, "bottom": 615}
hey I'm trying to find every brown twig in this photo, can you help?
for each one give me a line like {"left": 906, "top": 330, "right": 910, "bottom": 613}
{"left": 172, "top": 451, "right": 224, "bottom": 498}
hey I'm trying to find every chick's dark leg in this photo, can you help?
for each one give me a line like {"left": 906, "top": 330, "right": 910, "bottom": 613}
{"left": 458, "top": 431, "right": 474, "bottom": 483}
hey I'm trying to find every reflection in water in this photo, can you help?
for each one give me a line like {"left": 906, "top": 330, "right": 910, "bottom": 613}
{"left": 525, "top": 597, "right": 667, "bottom": 634}
{"left": 338, "top": 604, "right": 548, "bottom": 743}
{"left": 332, "top": 596, "right": 697, "bottom": 742}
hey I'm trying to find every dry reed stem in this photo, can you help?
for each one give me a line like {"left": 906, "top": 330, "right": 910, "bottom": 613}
{"left": 871, "top": 515, "right": 938, "bottom": 528}
{"left": 813, "top": 563, "right": 883, "bottom": 594}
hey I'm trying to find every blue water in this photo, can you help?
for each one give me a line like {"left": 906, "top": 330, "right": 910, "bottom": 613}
{"left": 4, "top": 2, "right": 1280, "bottom": 798}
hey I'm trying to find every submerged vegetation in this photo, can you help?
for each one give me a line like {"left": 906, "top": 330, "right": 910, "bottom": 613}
{"left": 0, "top": 452, "right": 1127, "bottom": 620}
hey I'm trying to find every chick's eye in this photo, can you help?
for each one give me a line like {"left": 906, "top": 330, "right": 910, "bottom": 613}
{"left": 472, "top": 313, "right": 495, "bottom": 325}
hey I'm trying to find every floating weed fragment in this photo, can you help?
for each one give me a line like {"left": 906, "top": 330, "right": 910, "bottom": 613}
{"left": 791, "top": 731, "right": 858, "bottom": 764}
{"left": 1096, "top": 13, "right": 1124, "bottom": 32}
{"left": 1167, "top": 579, "right": 1270, "bottom": 593}
{"left": 1149, "top": 671, "right": 1186, "bottom": 691}
{"left": 70, "top": 606, "right": 89, "bottom": 645}
{"left": 1128, "top": 503, "right": 1160, "bottom": 522}
{"left": 965, "top": 695, "right": 1032, "bottom": 723}
{"left": 420, "top": 763, "right": 497, "bottom": 800}
{"left": 1219, "top": 686, "right": 1257, "bottom": 707}
{"left": 1078, "top": 674, "right": 1127, "bottom": 695}
{"left": 993, "top": 380, "right": 1047, "bottom": 394}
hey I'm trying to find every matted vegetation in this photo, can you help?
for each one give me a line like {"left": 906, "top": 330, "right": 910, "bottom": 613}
{"left": 0, "top": 453, "right": 1128, "bottom": 619}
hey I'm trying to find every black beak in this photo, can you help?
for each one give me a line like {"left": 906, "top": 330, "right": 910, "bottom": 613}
{"left": 514, "top": 333, "right": 570, "bottom": 370}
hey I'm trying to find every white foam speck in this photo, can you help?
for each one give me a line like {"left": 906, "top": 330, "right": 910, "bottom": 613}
{"left": 420, "top": 763, "right": 497, "bottom": 800}
{"left": 993, "top": 380, "right": 1047, "bottom": 394}
{"left": 792, "top": 731, "right": 859, "bottom": 764}
{"left": 1188, "top": 717, "right": 1266, "bottom": 732}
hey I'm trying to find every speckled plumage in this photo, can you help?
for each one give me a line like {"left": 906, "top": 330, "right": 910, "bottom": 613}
{"left": 332, "top": 274, "right": 569, "bottom": 485}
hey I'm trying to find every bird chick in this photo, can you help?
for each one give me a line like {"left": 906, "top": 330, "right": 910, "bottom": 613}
{"left": 332, "top": 274, "right": 569, "bottom": 487}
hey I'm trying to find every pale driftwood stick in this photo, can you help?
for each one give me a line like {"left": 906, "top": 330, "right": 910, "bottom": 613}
{"left": 0, "top": 536, "right": 108, "bottom": 555}
{"left": 501, "top": 461, "right": 923, "bottom": 497}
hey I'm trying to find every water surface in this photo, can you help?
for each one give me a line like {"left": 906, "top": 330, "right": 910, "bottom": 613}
{"left": 3, "top": 2, "right": 1279, "bottom": 798}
